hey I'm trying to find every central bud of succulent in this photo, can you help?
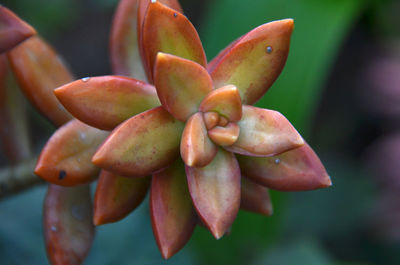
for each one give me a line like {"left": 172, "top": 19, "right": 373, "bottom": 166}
{"left": 180, "top": 84, "right": 243, "bottom": 168}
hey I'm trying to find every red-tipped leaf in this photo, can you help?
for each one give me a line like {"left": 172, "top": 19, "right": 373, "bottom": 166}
{"left": 141, "top": 1, "right": 206, "bottom": 82}
{"left": 237, "top": 144, "right": 332, "bottom": 191}
{"left": 55, "top": 76, "right": 160, "bottom": 130}
{"left": 92, "top": 106, "right": 184, "bottom": 177}
{"left": 8, "top": 36, "right": 74, "bottom": 126}
{"left": 225, "top": 105, "right": 304, "bottom": 157}
{"left": 35, "top": 119, "right": 108, "bottom": 186}
{"left": 94, "top": 170, "right": 150, "bottom": 225}
{"left": 186, "top": 149, "right": 241, "bottom": 239}
{"left": 180, "top": 112, "right": 218, "bottom": 167}
{"left": 154, "top": 52, "right": 213, "bottom": 121}
{"left": 151, "top": 159, "right": 197, "bottom": 259}
{"left": 210, "top": 19, "right": 294, "bottom": 105}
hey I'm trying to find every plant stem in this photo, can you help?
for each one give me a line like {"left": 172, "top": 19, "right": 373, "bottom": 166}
{"left": 0, "top": 158, "right": 44, "bottom": 199}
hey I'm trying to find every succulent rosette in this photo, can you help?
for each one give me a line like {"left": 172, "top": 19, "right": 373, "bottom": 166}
{"left": 33, "top": 0, "right": 332, "bottom": 261}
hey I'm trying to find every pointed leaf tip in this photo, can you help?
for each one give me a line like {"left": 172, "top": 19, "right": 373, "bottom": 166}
{"left": 35, "top": 119, "right": 108, "bottom": 186}
{"left": 186, "top": 149, "right": 240, "bottom": 239}
{"left": 55, "top": 76, "right": 160, "bottom": 130}
{"left": 92, "top": 106, "right": 184, "bottom": 177}
{"left": 199, "top": 85, "right": 242, "bottom": 122}
{"left": 0, "top": 6, "right": 36, "bottom": 53}
{"left": 225, "top": 105, "right": 304, "bottom": 157}
{"left": 180, "top": 112, "right": 217, "bottom": 167}
{"left": 154, "top": 53, "right": 212, "bottom": 121}
{"left": 141, "top": 1, "right": 206, "bottom": 82}
{"left": 94, "top": 170, "right": 150, "bottom": 225}
{"left": 238, "top": 144, "right": 331, "bottom": 191}
{"left": 210, "top": 19, "right": 294, "bottom": 105}
{"left": 151, "top": 159, "right": 196, "bottom": 259}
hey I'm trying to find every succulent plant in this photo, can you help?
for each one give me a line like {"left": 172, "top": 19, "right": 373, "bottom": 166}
{"left": 2, "top": 0, "right": 331, "bottom": 263}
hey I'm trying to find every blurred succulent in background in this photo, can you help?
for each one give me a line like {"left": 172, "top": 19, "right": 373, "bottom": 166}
{"left": 1, "top": 0, "right": 331, "bottom": 264}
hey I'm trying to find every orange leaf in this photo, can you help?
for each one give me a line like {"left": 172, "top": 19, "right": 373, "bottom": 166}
{"left": 35, "top": 119, "right": 108, "bottom": 186}
{"left": 154, "top": 53, "right": 212, "bottom": 121}
{"left": 225, "top": 105, "right": 304, "bottom": 156}
{"left": 141, "top": 1, "right": 206, "bottom": 82}
{"left": 94, "top": 170, "right": 150, "bottom": 225}
{"left": 151, "top": 159, "right": 196, "bottom": 259}
{"left": 110, "top": 0, "right": 147, "bottom": 80}
{"left": 55, "top": 76, "right": 160, "bottom": 130}
{"left": 238, "top": 144, "right": 332, "bottom": 191}
{"left": 180, "top": 112, "right": 217, "bottom": 167}
{"left": 44, "top": 184, "right": 95, "bottom": 265}
{"left": 210, "top": 19, "right": 294, "bottom": 105}
{"left": 8, "top": 36, "right": 74, "bottom": 126}
{"left": 93, "top": 106, "right": 184, "bottom": 177}
{"left": 186, "top": 149, "right": 240, "bottom": 239}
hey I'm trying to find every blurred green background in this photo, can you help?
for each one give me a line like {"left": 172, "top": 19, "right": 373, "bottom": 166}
{"left": 1, "top": 0, "right": 400, "bottom": 264}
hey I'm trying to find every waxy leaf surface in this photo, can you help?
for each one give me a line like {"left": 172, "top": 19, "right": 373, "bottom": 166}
{"left": 93, "top": 106, "right": 184, "bottom": 177}
{"left": 35, "top": 119, "right": 108, "bottom": 186}
{"left": 0, "top": 6, "right": 36, "bottom": 53}
{"left": 94, "top": 170, "right": 150, "bottom": 225}
{"left": 137, "top": 0, "right": 183, "bottom": 79}
{"left": 55, "top": 76, "right": 160, "bottom": 130}
{"left": 225, "top": 105, "right": 304, "bottom": 157}
{"left": 237, "top": 144, "right": 331, "bottom": 191}
{"left": 199, "top": 85, "right": 242, "bottom": 122}
{"left": 151, "top": 159, "right": 197, "bottom": 259}
{"left": 142, "top": 1, "right": 206, "bottom": 82}
{"left": 110, "top": 0, "right": 147, "bottom": 80}
{"left": 208, "top": 123, "right": 240, "bottom": 147}
{"left": 8, "top": 36, "right": 74, "bottom": 126}
{"left": 181, "top": 112, "right": 217, "bottom": 167}
{"left": 210, "top": 19, "right": 294, "bottom": 105}
{"left": 154, "top": 53, "right": 212, "bottom": 121}
{"left": 44, "top": 185, "right": 94, "bottom": 265}
{"left": 186, "top": 149, "right": 240, "bottom": 239}
{"left": 241, "top": 177, "right": 272, "bottom": 216}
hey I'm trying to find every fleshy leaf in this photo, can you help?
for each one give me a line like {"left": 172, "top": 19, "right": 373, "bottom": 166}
{"left": 151, "top": 159, "right": 197, "bottom": 259}
{"left": 203, "top": 112, "right": 219, "bottom": 130}
{"left": 55, "top": 76, "right": 160, "bottom": 130}
{"left": 210, "top": 19, "right": 294, "bottom": 105}
{"left": 186, "top": 148, "right": 241, "bottom": 239}
{"left": 241, "top": 177, "right": 273, "bottom": 216}
{"left": 0, "top": 54, "right": 31, "bottom": 163}
{"left": 155, "top": 52, "right": 212, "bottom": 121}
{"left": 93, "top": 106, "right": 184, "bottom": 177}
{"left": 225, "top": 105, "right": 304, "bottom": 156}
{"left": 180, "top": 112, "right": 218, "bottom": 167}
{"left": 207, "top": 35, "right": 244, "bottom": 73}
{"left": 208, "top": 123, "right": 240, "bottom": 147}
{"left": 110, "top": 0, "right": 147, "bottom": 80}
{"left": 199, "top": 85, "right": 242, "bottom": 122}
{"left": 8, "top": 36, "right": 74, "bottom": 126}
{"left": 141, "top": 1, "right": 206, "bottom": 82}
{"left": 94, "top": 170, "right": 150, "bottom": 225}
{"left": 137, "top": 0, "right": 183, "bottom": 79}
{"left": 237, "top": 144, "right": 332, "bottom": 191}
{"left": 0, "top": 6, "right": 36, "bottom": 53}
{"left": 44, "top": 184, "right": 95, "bottom": 265}
{"left": 35, "top": 119, "right": 108, "bottom": 186}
